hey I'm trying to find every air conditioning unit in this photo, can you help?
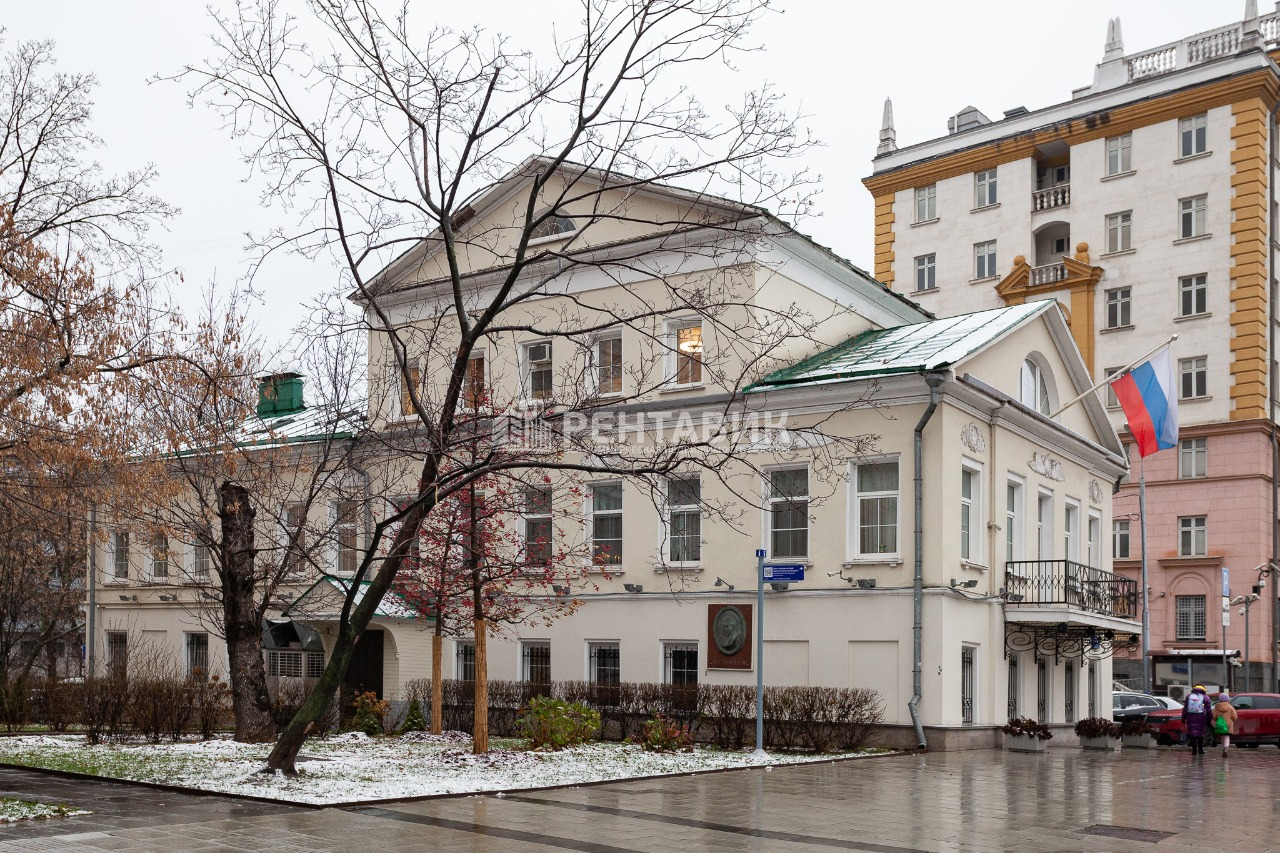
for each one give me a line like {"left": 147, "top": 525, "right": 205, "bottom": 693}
{"left": 527, "top": 343, "right": 551, "bottom": 363}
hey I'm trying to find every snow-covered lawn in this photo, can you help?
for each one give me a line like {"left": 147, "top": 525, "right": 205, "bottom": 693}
{"left": 0, "top": 796, "right": 90, "bottom": 822}
{"left": 0, "top": 733, "right": 882, "bottom": 805}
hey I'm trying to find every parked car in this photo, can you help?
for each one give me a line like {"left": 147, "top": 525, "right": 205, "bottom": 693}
{"left": 1112, "top": 691, "right": 1168, "bottom": 722}
{"left": 1147, "top": 692, "right": 1280, "bottom": 746}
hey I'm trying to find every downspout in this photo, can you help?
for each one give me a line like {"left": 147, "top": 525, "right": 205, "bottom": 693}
{"left": 1269, "top": 99, "right": 1279, "bottom": 692}
{"left": 910, "top": 372, "right": 945, "bottom": 750}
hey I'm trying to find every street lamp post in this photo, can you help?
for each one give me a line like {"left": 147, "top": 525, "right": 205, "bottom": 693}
{"left": 1233, "top": 586, "right": 1263, "bottom": 692}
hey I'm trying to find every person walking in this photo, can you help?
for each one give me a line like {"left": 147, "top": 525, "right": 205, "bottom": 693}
{"left": 1182, "top": 684, "right": 1212, "bottom": 755}
{"left": 1212, "top": 691, "right": 1238, "bottom": 757}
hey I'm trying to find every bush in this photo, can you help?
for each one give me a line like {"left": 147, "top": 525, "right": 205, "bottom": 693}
{"left": 1003, "top": 717, "right": 1053, "bottom": 740}
{"left": 191, "top": 672, "right": 230, "bottom": 739}
{"left": 81, "top": 676, "right": 128, "bottom": 744}
{"left": 635, "top": 713, "right": 693, "bottom": 752}
{"left": 347, "top": 691, "right": 390, "bottom": 736}
{"left": 518, "top": 696, "right": 599, "bottom": 750}
{"left": 1074, "top": 717, "right": 1120, "bottom": 739}
{"left": 399, "top": 698, "right": 428, "bottom": 734}
{"left": 1118, "top": 717, "right": 1152, "bottom": 737}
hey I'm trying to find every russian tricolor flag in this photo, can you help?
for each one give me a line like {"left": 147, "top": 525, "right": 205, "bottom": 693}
{"left": 1110, "top": 348, "right": 1179, "bottom": 458}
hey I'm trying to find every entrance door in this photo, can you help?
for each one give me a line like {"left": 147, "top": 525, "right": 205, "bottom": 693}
{"left": 344, "top": 628, "right": 385, "bottom": 700}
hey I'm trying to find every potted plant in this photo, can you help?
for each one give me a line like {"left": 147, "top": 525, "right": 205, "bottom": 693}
{"left": 1118, "top": 717, "right": 1156, "bottom": 749}
{"left": 1002, "top": 717, "right": 1053, "bottom": 752}
{"left": 1074, "top": 717, "right": 1121, "bottom": 750}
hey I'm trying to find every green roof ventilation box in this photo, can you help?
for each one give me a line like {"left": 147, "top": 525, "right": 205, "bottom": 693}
{"left": 257, "top": 373, "right": 305, "bottom": 418}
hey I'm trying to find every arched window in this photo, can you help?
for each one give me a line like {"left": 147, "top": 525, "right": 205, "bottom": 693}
{"left": 529, "top": 214, "right": 576, "bottom": 240}
{"left": 1020, "top": 358, "right": 1052, "bottom": 416}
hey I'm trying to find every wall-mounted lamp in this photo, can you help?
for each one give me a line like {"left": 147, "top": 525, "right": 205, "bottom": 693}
{"left": 856, "top": 578, "right": 877, "bottom": 590}
{"left": 769, "top": 582, "right": 790, "bottom": 592}
{"left": 950, "top": 578, "right": 978, "bottom": 589}
{"left": 623, "top": 583, "right": 643, "bottom": 593}
{"left": 118, "top": 594, "right": 138, "bottom": 602}
{"left": 827, "top": 569, "right": 856, "bottom": 586}
{"left": 714, "top": 577, "right": 735, "bottom": 592}
{"left": 551, "top": 584, "right": 570, "bottom": 596}
{"left": 158, "top": 594, "right": 176, "bottom": 602}
{"left": 200, "top": 592, "right": 219, "bottom": 601}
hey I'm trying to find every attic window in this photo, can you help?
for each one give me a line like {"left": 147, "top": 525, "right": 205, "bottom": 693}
{"left": 529, "top": 215, "right": 575, "bottom": 241}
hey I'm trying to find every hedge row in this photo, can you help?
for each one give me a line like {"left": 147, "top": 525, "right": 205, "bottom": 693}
{"left": 403, "top": 679, "right": 884, "bottom": 751}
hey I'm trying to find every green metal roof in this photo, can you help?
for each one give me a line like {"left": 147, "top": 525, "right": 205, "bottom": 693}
{"left": 747, "top": 301, "right": 1054, "bottom": 392}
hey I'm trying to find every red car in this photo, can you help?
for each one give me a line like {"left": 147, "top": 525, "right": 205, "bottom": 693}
{"left": 1147, "top": 693, "right": 1280, "bottom": 747}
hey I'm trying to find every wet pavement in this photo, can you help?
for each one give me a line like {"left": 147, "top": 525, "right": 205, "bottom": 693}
{"left": 0, "top": 745, "right": 1272, "bottom": 851}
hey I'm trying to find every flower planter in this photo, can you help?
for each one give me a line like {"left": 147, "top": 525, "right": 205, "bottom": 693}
{"left": 1003, "top": 733, "right": 1048, "bottom": 753}
{"left": 1121, "top": 733, "right": 1156, "bottom": 749}
{"left": 1080, "top": 735, "right": 1119, "bottom": 751}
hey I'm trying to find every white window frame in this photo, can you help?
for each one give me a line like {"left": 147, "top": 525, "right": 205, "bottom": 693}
{"left": 960, "top": 460, "right": 984, "bottom": 566}
{"left": 1178, "top": 515, "right": 1207, "bottom": 557}
{"left": 1036, "top": 490, "right": 1054, "bottom": 560}
{"left": 455, "top": 640, "right": 476, "bottom": 681}
{"left": 150, "top": 534, "right": 170, "bottom": 581}
{"left": 185, "top": 632, "right": 210, "bottom": 678}
{"left": 915, "top": 185, "right": 937, "bottom": 223}
{"left": 589, "top": 334, "right": 623, "bottom": 397}
{"left": 1019, "top": 358, "right": 1052, "bottom": 416}
{"left": 914, "top": 253, "right": 936, "bottom": 292}
{"left": 395, "top": 356, "right": 421, "bottom": 420}
{"left": 588, "top": 482, "right": 623, "bottom": 570}
{"left": 461, "top": 349, "right": 487, "bottom": 410}
{"left": 1113, "top": 519, "right": 1131, "bottom": 560}
{"left": 665, "top": 318, "right": 704, "bottom": 388}
{"left": 1179, "top": 437, "right": 1207, "bottom": 480}
{"left": 1105, "top": 132, "right": 1132, "bottom": 176}
{"left": 1105, "top": 211, "right": 1132, "bottom": 253}
{"left": 111, "top": 530, "right": 130, "bottom": 580}
{"left": 1005, "top": 475, "right": 1025, "bottom": 564}
{"left": 974, "top": 168, "right": 997, "bottom": 208}
{"left": 1179, "top": 273, "right": 1208, "bottom": 317}
{"left": 662, "top": 641, "right": 699, "bottom": 686}
{"left": 1179, "top": 356, "right": 1208, "bottom": 400}
{"left": 1179, "top": 113, "right": 1208, "bottom": 158}
{"left": 663, "top": 475, "right": 702, "bottom": 567}
{"left": 1087, "top": 511, "right": 1101, "bottom": 569}
{"left": 1179, "top": 195, "right": 1207, "bottom": 239}
{"left": 1175, "top": 595, "right": 1207, "bottom": 640}
{"left": 334, "top": 500, "right": 360, "bottom": 574}
{"left": 1105, "top": 287, "right": 1131, "bottom": 329}
{"left": 521, "top": 640, "right": 551, "bottom": 685}
{"left": 973, "top": 240, "right": 997, "bottom": 279}
{"left": 1063, "top": 500, "right": 1081, "bottom": 564}
{"left": 587, "top": 640, "right": 621, "bottom": 685}
{"left": 848, "top": 457, "right": 900, "bottom": 561}
{"left": 1104, "top": 367, "right": 1123, "bottom": 408}
{"left": 765, "top": 466, "right": 809, "bottom": 561}
{"left": 191, "top": 542, "right": 212, "bottom": 582}
{"left": 521, "top": 340, "right": 554, "bottom": 402}
{"left": 522, "top": 485, "right": 553, "bottom": 569}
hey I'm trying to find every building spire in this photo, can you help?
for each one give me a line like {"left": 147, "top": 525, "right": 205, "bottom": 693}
{"left": 1104, "top": 17, "right": 1124, "bottom": 58}
{"left": 877, "top": 97, "right": 897, "bottom": 156}
{"left": 1243, "top": 0, "right": 1261, "bottom": 49}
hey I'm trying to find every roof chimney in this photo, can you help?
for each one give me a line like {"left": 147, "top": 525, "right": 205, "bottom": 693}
{"left": 947, "top": 106, "right": 991, "bottom": 135}
{"left": 257, "top": 373, "right": 305, "bottom": 418}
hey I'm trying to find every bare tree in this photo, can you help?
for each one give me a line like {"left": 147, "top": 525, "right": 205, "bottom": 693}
{"left": 180, "top": 0, "right": 892, "bottom": 773}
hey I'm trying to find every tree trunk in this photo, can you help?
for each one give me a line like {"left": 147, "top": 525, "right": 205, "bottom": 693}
{"left": 431, "top": 632, "right": 442, "bottom": 735}
{"left": 219, "top": 481, "right": 276, "bottom": 743}
{"left": 473, "top": 617, "right": 488, "bottom": 754}
{"left": 264, "top": 484, "right": 435, "bottom": 775}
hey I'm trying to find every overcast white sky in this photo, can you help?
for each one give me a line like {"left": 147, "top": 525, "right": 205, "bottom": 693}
{"left": 2, "top": 1, "right": 1242, "bottom": 356}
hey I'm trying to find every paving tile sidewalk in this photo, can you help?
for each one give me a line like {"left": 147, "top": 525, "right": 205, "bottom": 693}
{"left": 0, "top": 746, "right": 1272, "bottom": 851}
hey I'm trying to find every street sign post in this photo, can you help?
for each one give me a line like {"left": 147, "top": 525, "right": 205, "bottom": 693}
{"left": 754, "top": 549, "right": 766, "bottom": 757}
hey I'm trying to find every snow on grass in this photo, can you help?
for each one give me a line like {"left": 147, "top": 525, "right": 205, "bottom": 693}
{"left": 0, "top": 797, "right": 91, "bottom": 822}
{"left": 0, "top": 733, "right": 880, "bottom": 805}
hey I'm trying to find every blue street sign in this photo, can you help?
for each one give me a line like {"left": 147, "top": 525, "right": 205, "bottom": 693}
{"left": 763, "top": 563, "right": 805, "bottom": 582}
{"left": 1222, "top": 567, "right": 1230, "bottom": 598}
{"left": 755, "top": 549, "right": 767, "bottom": 558}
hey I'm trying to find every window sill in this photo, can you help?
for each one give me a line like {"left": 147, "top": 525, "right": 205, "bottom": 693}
{"left": 1099, "top": 324, "right": 1134, "bottom": 334}
{"left": 1099, "top": 248, "right": 1136, "bottom": 259}
{"left": 843, "top": 556, "right": 903, "bottom": 567}
{"left": 1174, "top": 312, "right": 1211, "bottom": 323}
{"left": 1173, "top": 233, "right": 1212, "bottom": 246}
{"left": 970, "top": 202, "right": 1001, "bottom": 214}
{"left": 1101, "top": 170, "right": 1136, "bottom": 182}
{"left": 526, "top": 232, "right": 574, "bottom": 248}
{"left": 1179, "top": 395, "right": 1212, "bottom": 403}
{"left": 960, "top": 560, "right": 989, "bottom": 572}
{"left": 910, "top": 217, "right": 940, "bottom": 228}
{"left": 660, "top": 384, "right": 705, "bottom": 394}
{"left": 912, "top": 286, "right": 938, "bottom": 295}
{"left": 969, "top": 275, "right": 1000, "bottom": 285}
{"left": 1173, "top": 151, "right": 1212, "bottom": 165}
{"left": 588, "top": 566, "right": 625, "bottom": 575}
{"left": 653, "top": 564, "right": 703, "bottom": 573}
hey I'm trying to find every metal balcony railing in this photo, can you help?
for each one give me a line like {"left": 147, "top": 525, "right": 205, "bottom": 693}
{"left": 1004, "top": 560, "right": 1137, "bottom": 620}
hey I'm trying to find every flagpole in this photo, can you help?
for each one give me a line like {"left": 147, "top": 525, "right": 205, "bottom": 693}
{"left": 1049, "top": 333, "right": 1179, "bottom": 419}
{"left": 1140, "top": 455, "right": 1151, "bottom": 694}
